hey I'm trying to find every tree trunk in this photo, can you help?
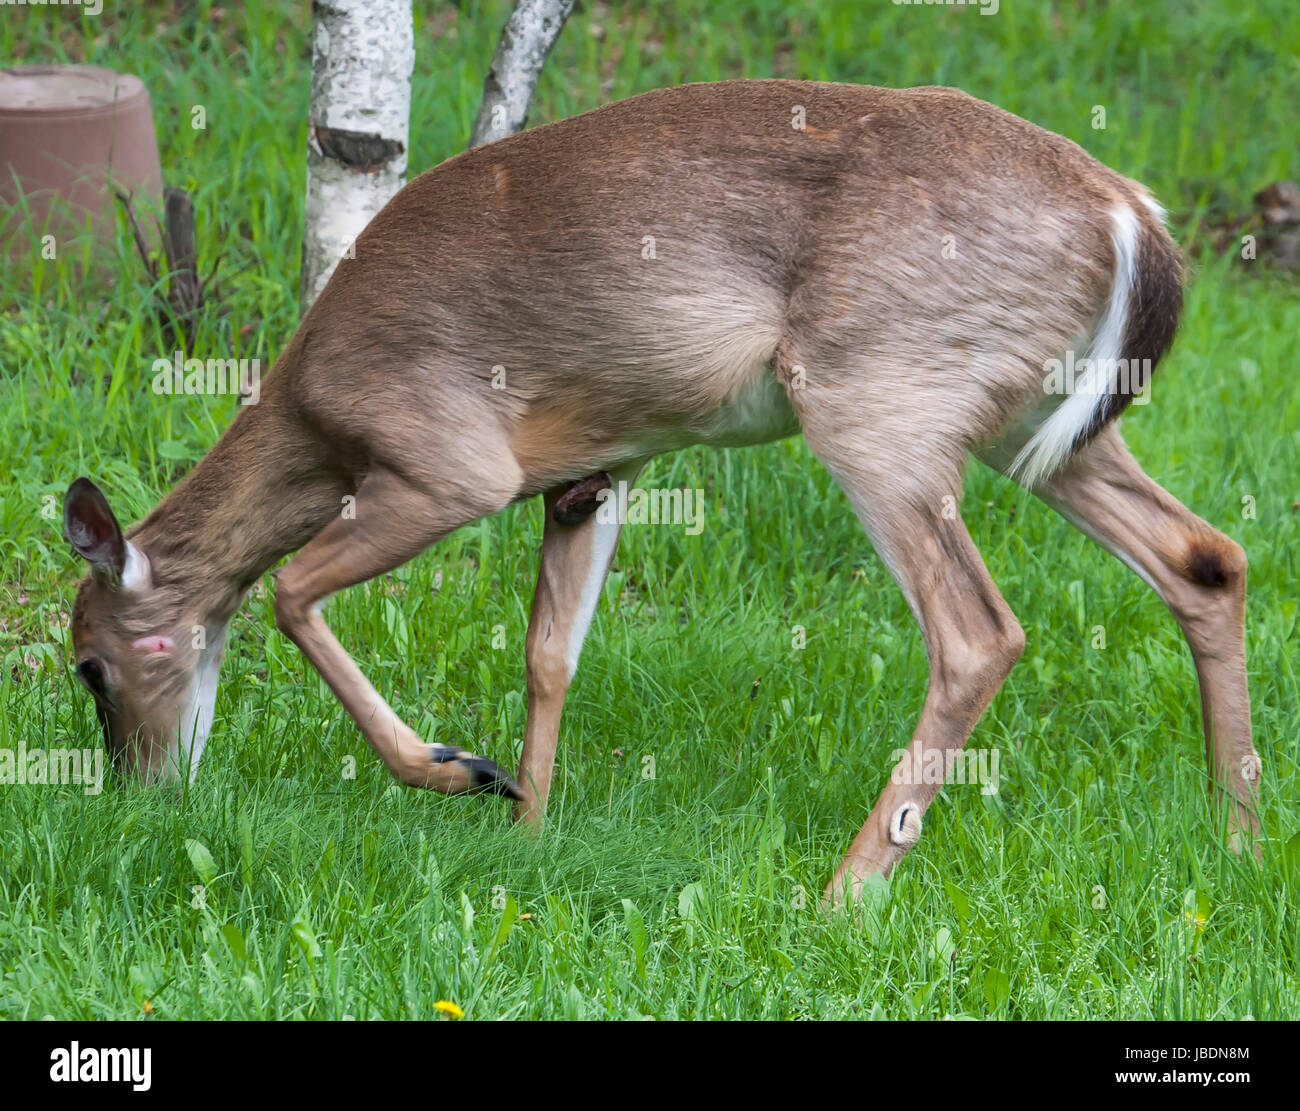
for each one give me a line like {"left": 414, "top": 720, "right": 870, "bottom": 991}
{"left": 300, "top": 0, "right": 414, "bottom": 311}
{"left": 469, "top": 0, "right": 576, "bottom": 149}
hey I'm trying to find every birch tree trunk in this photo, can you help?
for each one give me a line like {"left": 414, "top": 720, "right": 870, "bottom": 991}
{"left": 300, "top": 0, "right": 414, "bottom": 311}
{"left": 469, "top": 0, "right": 576, "bottom": 148}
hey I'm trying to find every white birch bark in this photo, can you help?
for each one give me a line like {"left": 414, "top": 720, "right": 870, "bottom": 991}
{"left": 300, "top": 0, "right": 414, "bottom": 311}
{"left": 469, "top": 0, "right": 576, "bottom": 148}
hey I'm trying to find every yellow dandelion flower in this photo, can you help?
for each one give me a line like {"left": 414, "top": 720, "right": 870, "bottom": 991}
{"left": 434, "top": 1000, "right": 464, "bottom": 1019}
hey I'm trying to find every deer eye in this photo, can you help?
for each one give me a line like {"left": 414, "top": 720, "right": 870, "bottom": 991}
{"left": 77, "top": 658, "right": 106, "bottom": 694}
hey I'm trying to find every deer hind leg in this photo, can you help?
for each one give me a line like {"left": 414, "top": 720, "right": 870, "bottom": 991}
{"left": 794, "top": 414, "right": 1025, "bottom": 906}
{"left": 516, "top": 462, "right": 642, "bottom": 827}
{"left": 1029, "top": 425, "right": 1260, "bottom": 851}
{"left": 273, "top": 459, "right": 525, "bottom": 799}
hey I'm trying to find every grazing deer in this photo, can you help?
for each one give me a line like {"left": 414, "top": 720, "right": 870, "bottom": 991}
{"left": 64, "top": 80, "right": 1259, "bottom": 903}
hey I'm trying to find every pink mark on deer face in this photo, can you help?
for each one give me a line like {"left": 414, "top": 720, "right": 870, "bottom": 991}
{"left": 132, "top": 635, "right": 175, "bottom": 654}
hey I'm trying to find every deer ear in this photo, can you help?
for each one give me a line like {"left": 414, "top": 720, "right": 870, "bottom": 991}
{"left": 64, "top": 477, "right": 127, "bottom": 583}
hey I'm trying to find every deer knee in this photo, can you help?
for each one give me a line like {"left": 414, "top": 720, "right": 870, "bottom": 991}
{"left": 526, "top": 629, "right": 572, "bottom": 703}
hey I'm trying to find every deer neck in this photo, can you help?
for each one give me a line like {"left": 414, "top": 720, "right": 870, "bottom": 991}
{"left": 129, "top": 389, "right": 350, "bottom": 625}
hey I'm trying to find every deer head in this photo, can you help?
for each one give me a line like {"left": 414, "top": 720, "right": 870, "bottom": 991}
{"left": 64, "top": 477, "right": 223, "bottom": 782}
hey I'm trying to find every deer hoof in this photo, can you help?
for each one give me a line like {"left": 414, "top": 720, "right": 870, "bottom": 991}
{"left": 429, "top": 744, "right": 525, "bottom": 800}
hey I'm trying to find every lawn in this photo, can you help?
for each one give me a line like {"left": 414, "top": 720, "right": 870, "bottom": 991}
{"left": 0, "top": 0, "right": 1296, "bottom": 1019}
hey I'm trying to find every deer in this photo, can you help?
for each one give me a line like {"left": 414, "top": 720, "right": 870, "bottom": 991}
{"left": 63, "top": 80, "right": 1261, "bottom": 904}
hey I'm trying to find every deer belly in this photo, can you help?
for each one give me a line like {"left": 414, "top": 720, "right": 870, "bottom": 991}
{"left": 698, "top": 362, "right": 801, "bottom": 448}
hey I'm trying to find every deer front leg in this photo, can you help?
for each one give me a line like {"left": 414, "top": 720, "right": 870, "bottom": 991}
{"left": 1034, "top": 426, "right": 1261, "bottom": 852}
{"left": 273, "top": 465, "right": 524, "bottom": 798}
{"left": 516, "top": 462, "right": 641, "bottom": 826}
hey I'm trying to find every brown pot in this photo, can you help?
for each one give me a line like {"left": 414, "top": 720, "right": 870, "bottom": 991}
{"left": 0, "top": 64, "right": 163, "bottom": 270}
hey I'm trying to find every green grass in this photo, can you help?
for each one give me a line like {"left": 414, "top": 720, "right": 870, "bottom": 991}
{"left": 1, "top": 0, "right": 1297, "bottom": 1019}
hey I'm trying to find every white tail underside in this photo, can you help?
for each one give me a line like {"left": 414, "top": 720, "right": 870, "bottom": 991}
{"left": 1008, "top": 204, "right": 1142, "bottom": 488}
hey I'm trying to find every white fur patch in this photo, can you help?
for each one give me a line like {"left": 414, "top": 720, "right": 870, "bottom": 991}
{"left": 889, "top": 802, "right": 923, "bottom": 847}
{"left": 172, "top": 622, "right": 227, "bottom": 781}
{"left": 1138, "top": 192, "right": 1167, "bottom": 223}
{"left": 565, "top": 462, "right": 641, "bottom": 680}
{"left": 121, "top": 542, "right": 150, "bottom": 592}
{"left": 1008, "top": 205, "right": 1141, "bottom": 488}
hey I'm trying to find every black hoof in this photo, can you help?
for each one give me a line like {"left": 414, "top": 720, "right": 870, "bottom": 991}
{"left": 465, "top": 756, "right": 527, "bottom": 800}
{"left": 429, "top": 745, "right": 525, "bottom": 801}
